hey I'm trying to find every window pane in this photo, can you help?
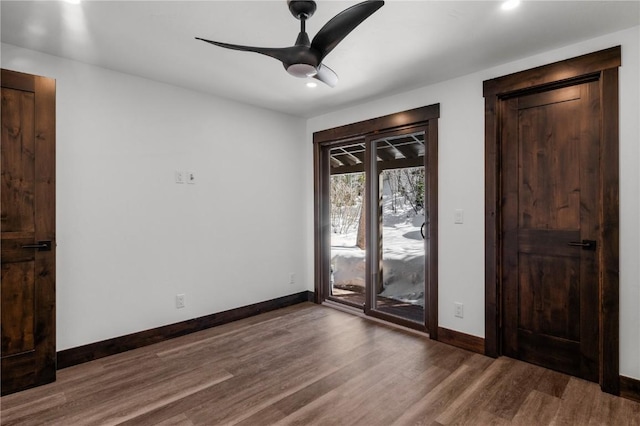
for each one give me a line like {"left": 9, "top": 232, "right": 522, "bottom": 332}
{"left": 374, "top": 131, "right": 426, "bottom": 323}
{"left": 329, "top": 142, "right": 366, "bottom": 306}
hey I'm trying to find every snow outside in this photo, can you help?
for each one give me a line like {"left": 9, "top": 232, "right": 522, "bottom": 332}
{"left": 330, "top": 167, "right": 426, "bottom": 306}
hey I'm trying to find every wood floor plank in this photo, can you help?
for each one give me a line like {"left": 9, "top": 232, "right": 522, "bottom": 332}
{"left": 61, "top": 368, "right": 232, "bottom": 426}
{"left": 1, "top": 303, "right": 639, "bottom": 425}
{"left": 156, "top": 304, "right": 334, "bottom": 363}
{"left": 481, "top": 360, "right": 546, "bottom": 420}
{"left": 587, "top": 388, "right": 624, "bottom": 426}
{"left": 550, "top": 377, "right": 600, "bottom": 425}
{"left": 233, "top": 406, "right": 286, "bottom": 426}
{"left": 350, "top": 365, "right": 453, "bottom": 426}
{"left": 153, "top": 413, "right": 195, "bottom": 426}
{"left": 618, "top": 398, "right": 640, "bottom": 425}
{"left": 232, "top": 347, "right": 393, "bottom": 425}
{"left": 511, "top": 390, "right": 561, "bottom": 425}
{"left": 583, "top": 381, "right": 640, "bottom": 426}
{"left": 391, "top": 363, "right": 493, "bottom": 425}
{"left": 463, "top": 409, "right": 512, "bottom": 426}
{"left": 280, "top": 356, "right": 416, "bottom": 425}
{"left": 274, "top": 342, "right": 441, "bottom": 425}
{"left": 184, "top": 324, "right": 396, "bottom": 424}
{"left": 234, "top": 346, "right": 393, "bottom": 425}
{"left": 535, "top": 367, "right": 572, "bottom": 398}
{"left": 0, "top": 392, "right": 67, "bottom": 424}
{"left": 433, "top": 357, "right": 516, "bottom": 424}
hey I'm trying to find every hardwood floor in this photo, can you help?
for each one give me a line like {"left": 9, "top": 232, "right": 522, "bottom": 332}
{"left": 1, "top": 303, "right": 639, "bottom": 425}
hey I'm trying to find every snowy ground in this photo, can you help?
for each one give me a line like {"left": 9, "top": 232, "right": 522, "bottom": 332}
{"left": 331, "top": 193, "right": 426, "bottom": 307}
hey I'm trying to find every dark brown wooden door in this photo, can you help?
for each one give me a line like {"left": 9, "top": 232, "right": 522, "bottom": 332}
{"left": 1, "top": 69, "right": 56, "bottom": 395}
{"left": 501, "top": 81, "right": 600, "bottom": 382}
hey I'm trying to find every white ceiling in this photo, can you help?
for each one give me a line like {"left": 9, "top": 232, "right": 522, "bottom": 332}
{"left": 2, "top": 1, "right": 639, "bottom": 118}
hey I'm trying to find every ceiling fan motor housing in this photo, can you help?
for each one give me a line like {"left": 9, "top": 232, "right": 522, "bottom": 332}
{"left": 288, "top": 0, "right": 317, "bottom": 20}
{"left": 284, "top": 46, "right": 320, "bottom": 77}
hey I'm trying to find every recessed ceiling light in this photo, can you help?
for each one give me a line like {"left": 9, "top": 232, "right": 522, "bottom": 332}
{"left": 65, "top": 0, "right": 81, "bottom": 4}
{"left": 306, "top": 81, "right": 318, "bottom": 88}
{"left": 501, "top": 0, "right": 520, "bottom": 11}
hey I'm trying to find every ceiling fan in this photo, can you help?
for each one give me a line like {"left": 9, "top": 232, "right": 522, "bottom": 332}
{"left": 196, "top": 0, "right": 384, "bottom": 87}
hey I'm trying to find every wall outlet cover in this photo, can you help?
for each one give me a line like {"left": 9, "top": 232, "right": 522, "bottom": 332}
{"left": 176, "top": 294, "right": 185, "bottom": 309}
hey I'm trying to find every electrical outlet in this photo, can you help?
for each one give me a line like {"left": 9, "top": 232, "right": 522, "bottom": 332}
{"left": 176, "top": 294, "right": 185, "bottom": 309}
{"left": 454, "top": 302, "right": 464, "bottom": 318}
{"left": 289, "top": 273, "right": 295, "bottom": 285}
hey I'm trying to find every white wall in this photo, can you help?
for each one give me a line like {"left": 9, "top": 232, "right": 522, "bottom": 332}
{"left": 1, "top": 43, "right": 308, "bottom": 351}
{"left": 306, "top": 26, "right": 640, "bottom": 380}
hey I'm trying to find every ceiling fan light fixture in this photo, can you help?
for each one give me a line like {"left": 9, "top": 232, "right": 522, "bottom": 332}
{"left": 287, "top": 63, "right": 318, "bottom": 78}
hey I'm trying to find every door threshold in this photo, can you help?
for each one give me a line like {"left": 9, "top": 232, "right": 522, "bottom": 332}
{"left": 322, "top": 300, "right": 430, "bottom": 339}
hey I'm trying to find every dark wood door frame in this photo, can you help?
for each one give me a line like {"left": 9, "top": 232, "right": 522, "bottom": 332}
{"left": 483, "top": 46, "right": 621, "bottom": 394}
{"left": 313, "top": 104, "right": 439, "bottom": 337}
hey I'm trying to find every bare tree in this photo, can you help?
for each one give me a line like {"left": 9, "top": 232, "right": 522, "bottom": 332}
{"left": 400, "top": 167, "right": 425, "bottom": 215}
{"left": 380, "top": 167, "right": 425, "bottom": 216}
{"left": 356, "top": 193, "right": 366, "bottom": 249}
{"left": 330, "top": 173, "right": 364, "bottom": 235}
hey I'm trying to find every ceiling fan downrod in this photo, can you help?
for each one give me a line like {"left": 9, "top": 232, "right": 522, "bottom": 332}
{"left": 295, "top": 18, "right": 311, "bottom": 47}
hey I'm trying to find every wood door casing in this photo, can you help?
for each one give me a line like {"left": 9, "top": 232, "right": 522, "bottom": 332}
{"left": 484, "top": 46, "right": 620, "bottom": 394}
{"left": 1, "top": 69, "right": 56, "bottom": 396}
{"left": 313, "top": 105, "right": 439, "bottom": 336}
{"left": 502, "top": 82, "right": 600, "bottom": 382}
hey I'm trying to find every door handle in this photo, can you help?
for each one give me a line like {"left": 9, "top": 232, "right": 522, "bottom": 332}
{"left": 567, "top": 239, "right": 596, "bottom": 251}
{"left": 21, "top": 241, "right": 52, "bottom": 251}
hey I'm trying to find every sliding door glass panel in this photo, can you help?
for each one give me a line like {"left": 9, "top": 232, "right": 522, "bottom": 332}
{"left": 328, "top": 142, "right": 367, "bottom": 308}
{"left": 373, "top": 131, "right": 426, "bottom": 323}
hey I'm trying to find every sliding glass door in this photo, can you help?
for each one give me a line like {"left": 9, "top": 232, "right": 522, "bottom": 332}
{"left": 370, "top": 131, "right": 426, "bottom": 324}
{"left": 327, "top": 141, "right": 367, "bottom": 308}
{"left": 314, "top": 105, "right": 438, "bottom": 333}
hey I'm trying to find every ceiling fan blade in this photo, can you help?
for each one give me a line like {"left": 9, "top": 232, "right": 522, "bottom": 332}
{"left": 311, "top": 0, "right": 384, "bottom": 62}
{"left": 313, "top": 63, "right": 338, "bottom": 87}
{"left": 195, "top": 37, "right": 296, "bottom": 64}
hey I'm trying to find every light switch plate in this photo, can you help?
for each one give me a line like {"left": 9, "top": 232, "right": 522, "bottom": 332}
{"left": 454, "top": 302, "right": 464, "bottom": 318}
{"left": 175, "top": 170, "right": 185, "bottom": 184}
{"left": 454, "top": 209, "right": 464, "bottom": 224}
